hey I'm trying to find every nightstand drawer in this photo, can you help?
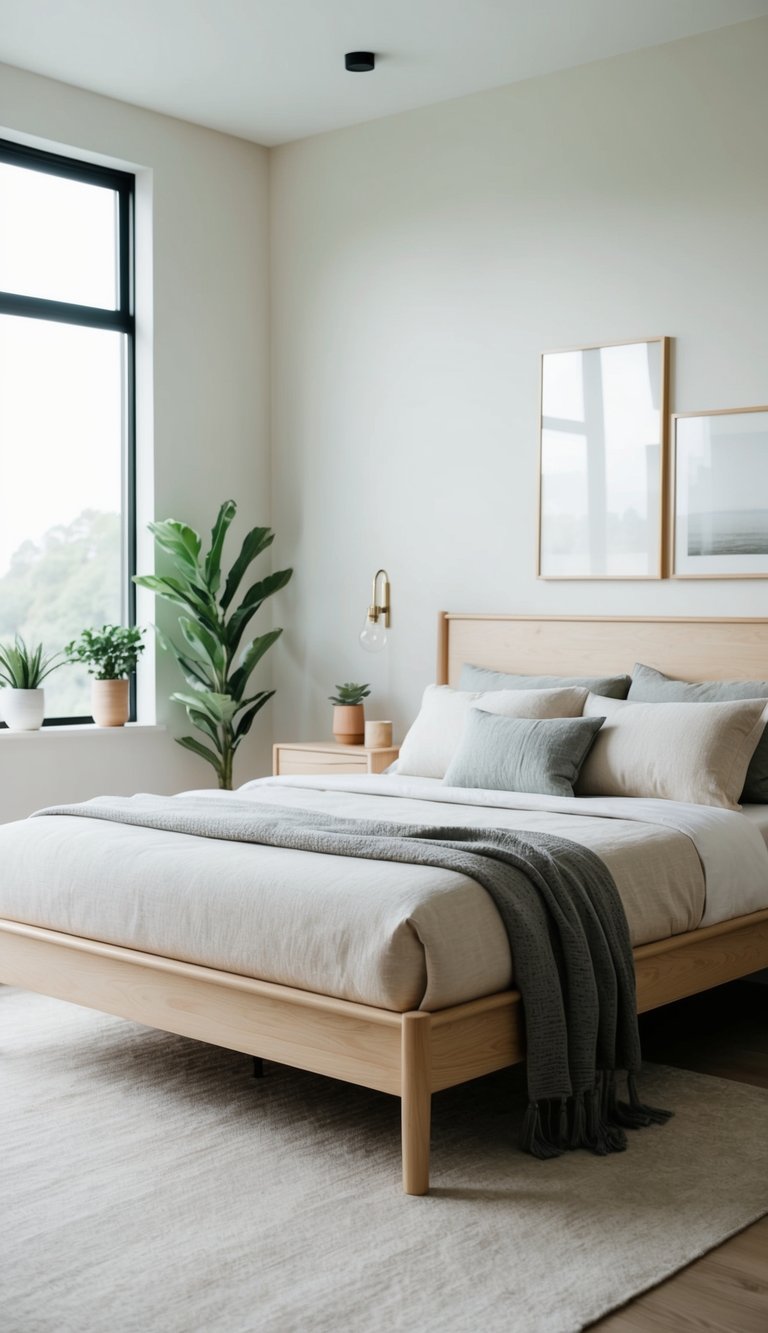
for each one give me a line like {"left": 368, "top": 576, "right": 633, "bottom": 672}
{"left": 276, "top": 751, "right": 369, "bottom": 776}
{"left": 273, "top": 742, "right": 399, "bottom": 777}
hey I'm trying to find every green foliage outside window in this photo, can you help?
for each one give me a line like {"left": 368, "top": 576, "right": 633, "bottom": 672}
{"left": 0, "top": 509, "right": 121, "bottom": 716}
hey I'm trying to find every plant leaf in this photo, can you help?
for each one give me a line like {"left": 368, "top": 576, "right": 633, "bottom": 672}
{"left": 147, "top": 519, "right": 202, "bottom": 572}
{"left": 175, "top": 734, "right": 223, "bottom": 780}
{"left": 134, "top": 574, "right": 205, "bottom": 615}
{"left": 203, "top": 500, "right": 237, "bottom": 597}
{"left": 0, "top": 636, "right": 64, "bottom": 688}
{"left": 64, "top": 626, "right": 143, "bottom": 680}
{"left": 172, "top": 690, "right": 238, "bottom": 726}
{"left": 186, "top": 707, "right": 224, "bottom": 750}
{"left": 186, "top": 581, "right": 222, "bottom": 627}
{"left": 155, "top": 629, "right": 210, "bottom": 688}
{"left": 134, "top": 575, "right": 220, "bottom": 634}
{"left": 170, "top": 652, "right": 213, "bottom": 691}
{"left": 234, "top": 688, "right": 275, "bottom": 713}
{"left": 233, "top": 691, "right": 275, "bottom": 744}
{"left": 178, "top": 616, "right": 227, "bottom": 683}
{"left": 226, "top": 569, "right": 293, "bottom": 656}
{"left": 221, "top": 527, "right": 275, "bottom": 610}
{"left": 228, "top": 629, "right": 283, "bottom": 700}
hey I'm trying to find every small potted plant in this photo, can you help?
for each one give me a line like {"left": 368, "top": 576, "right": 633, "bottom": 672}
{"left": 329, "top": 681, "right": 370, "bottom": 745}
{"left": 66, "top": 625, "right": 145, "bottom": 727}
{"left": 0, "top": 637, "right": 64, "bottom": 731}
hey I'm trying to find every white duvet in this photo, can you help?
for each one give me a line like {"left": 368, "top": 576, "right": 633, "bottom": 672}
{"left": 1, "top": 774, "right": 766, "bottom": 1011}
{"left": 235, "top": 773, "right": 768, "bottom": 927}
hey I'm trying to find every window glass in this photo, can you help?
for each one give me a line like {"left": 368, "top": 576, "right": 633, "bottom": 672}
{"left": 0, "top": 162, "right": 118, "bottom": 309}
{"left": 0, "top": 315, "right": 124, "bottom": 718}
{"left": 0, "top": 141, "right": 133, "bottom": 723}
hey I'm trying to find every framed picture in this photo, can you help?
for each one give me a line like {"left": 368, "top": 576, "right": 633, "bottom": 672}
{"left": 538, "top": 336, "right": 669, "bottom": 579}
{"left": 672, "top": 406, "right": 768, "bottom": 578}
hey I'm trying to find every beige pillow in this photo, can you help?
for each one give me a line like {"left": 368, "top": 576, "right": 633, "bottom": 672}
{"left": 578, "top": 693, "right": 768, "bottom": 809}
{"left": 397, "top": 683, "right": 588, "bottom": 780}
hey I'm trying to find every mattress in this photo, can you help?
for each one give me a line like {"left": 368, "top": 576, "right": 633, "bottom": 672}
{"left": 1, "top": 775, "right": 766, "bottom": 1013}
{"left": 740, "top": 803, "right": 768, "bottom": 849}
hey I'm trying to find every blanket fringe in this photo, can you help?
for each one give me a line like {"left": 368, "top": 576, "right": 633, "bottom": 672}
{"left": 521, "top": 1102, "right": 563, "bottom": 1159}
{"left": 522, "top": 1071, "right": 671, "bottom": 1159}
{"left": 617, "top": 1071, "right": 674, "bottom": 1127}
{"left": 569, "top": 1090, "right": 586, "bottom": 1149}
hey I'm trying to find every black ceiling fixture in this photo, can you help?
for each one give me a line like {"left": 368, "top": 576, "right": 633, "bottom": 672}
{"left": 345, "top": 51, "right": 375, "bottom": 73}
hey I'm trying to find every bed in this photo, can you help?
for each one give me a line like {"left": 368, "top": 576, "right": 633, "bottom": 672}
{"left": 2, "top": 613, "right": 768, "bottom": 1195}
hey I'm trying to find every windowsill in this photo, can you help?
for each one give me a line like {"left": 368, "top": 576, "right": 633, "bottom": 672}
{"left": 0, "top": 723, "right": 164, "bottom": 740}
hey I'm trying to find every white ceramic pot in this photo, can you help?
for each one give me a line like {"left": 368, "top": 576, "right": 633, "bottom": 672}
{"left": 91, "top": 678, "right": 130, "bottom": 727}
{"left": 1, "top": 687, "right": 45, "bottom": 731}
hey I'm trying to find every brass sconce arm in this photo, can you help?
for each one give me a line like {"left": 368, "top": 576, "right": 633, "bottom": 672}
{"left": 360, "top": 568, "right": 391, "bottom": 652}
{"left": 367, "top": 568, "right": 391, "bottom": 627}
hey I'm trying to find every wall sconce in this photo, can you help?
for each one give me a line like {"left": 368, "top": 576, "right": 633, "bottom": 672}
{"left": 359, "top": 568, "right": 390, "bottom": 653}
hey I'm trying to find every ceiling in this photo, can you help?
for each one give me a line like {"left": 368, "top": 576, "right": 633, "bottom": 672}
{"left": 1, "top": 0, "right": 767, "bottom": 147}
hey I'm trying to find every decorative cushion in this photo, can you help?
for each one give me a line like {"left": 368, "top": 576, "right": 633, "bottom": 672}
{"left": 578, "top": 693, "right": 768, "bottom": 809}
{"left": 477, "top": 686, "right": 587, "bottom": 720}
{"left": 397, "top": 683, "right": 588, "bottom": 780}
{"left": 442, "top": 709, "right": 605, "bottom": 797}
{"left": 628, "top": 662, "right": 768, "bottom": 803}
{"left": 459, "top": 663, "right": 631, "bottom": 699}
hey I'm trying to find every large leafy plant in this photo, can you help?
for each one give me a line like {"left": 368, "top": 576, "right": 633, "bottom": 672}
{"left": 134, "top": 501, "right": 292, "bottom": 789}
{"left": 0, "top": 636, "right": 63, "bottom": 690}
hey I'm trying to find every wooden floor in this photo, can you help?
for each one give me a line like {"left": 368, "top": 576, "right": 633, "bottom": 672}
{"left": 592, "top": 979, "right": 768, "bottom": 1332}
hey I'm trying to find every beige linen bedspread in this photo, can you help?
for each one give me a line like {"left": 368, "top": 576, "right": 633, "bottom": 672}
{"left": 0, "top": 777, "right": 726, "bottom": 1011}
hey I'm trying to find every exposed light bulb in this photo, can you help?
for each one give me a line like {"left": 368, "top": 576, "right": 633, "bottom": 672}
{"left": 359, "top": 612, "right": 388, "bottom": 653}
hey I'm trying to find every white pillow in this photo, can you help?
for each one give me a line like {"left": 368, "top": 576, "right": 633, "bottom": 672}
{"left": 578, "top": 693, "right": 768, "bottom": 809}
{"left": 397, "top": 683, "right": 588, "bottom": 780}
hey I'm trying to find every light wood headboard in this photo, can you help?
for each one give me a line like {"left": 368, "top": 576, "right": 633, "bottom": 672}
{"left": 437, "top": 614, "right": 768, "bottom": 688}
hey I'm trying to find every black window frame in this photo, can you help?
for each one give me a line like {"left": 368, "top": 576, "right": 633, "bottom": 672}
{"left": 0, "top": 137, "right": 137, "bottom": 726}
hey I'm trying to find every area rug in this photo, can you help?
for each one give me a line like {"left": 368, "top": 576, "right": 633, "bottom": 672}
{"left": 2, "top": 988, "right": 766, "bottom": 1333}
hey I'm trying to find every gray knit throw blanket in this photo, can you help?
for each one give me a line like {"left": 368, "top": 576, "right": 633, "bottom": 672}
{"left": 34, "top": 795, "right": 671, "bottom": 1158}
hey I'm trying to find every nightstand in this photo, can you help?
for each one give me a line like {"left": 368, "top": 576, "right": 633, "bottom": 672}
{"left": 273, "top": 741, "right": 399, "bottom": 777}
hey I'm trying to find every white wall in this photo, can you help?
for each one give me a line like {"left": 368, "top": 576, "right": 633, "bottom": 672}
{"left": 4, "top": 16, "right": 768, "bottom": 818}
{"left": 0, "top": 64, "right": 278, "bottom": 820}
{"left": 269, "top": 17, "right": 768, "bottom": 746}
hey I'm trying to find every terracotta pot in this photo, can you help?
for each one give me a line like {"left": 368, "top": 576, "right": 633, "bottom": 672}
{"left": 91, "top": 678, "right": 130, "bottom": 727}
{"left": 332, "top": 703, "right": 364, "bottom": 745}
{"left": 0, "top": 687, "right": 45, "bottom": 731}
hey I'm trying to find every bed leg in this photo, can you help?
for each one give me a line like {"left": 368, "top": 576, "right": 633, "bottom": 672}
{"left": 401, "top": 1011, "right": 432, "bottom": 1196}
{"left": 252, "top": 1057, "right": 264, "bottom": 1079}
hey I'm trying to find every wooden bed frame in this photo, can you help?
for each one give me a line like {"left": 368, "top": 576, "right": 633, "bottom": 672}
{"left": 2, "top": 614, "right": 768, "bottom": 1195}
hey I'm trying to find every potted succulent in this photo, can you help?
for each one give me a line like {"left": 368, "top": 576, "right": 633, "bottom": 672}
{"left": 0, "top": 637, "right": 64, "bottom": 731}
{"left": 66, "top": 625, "right": 145, "bottom": 727}
{"left": 329, "top": 682, "right": 371, "bottom": 745}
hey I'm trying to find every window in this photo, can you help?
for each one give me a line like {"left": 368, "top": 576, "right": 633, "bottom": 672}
{"left": 0, "top": 139, "right": 135, "bottom": 723}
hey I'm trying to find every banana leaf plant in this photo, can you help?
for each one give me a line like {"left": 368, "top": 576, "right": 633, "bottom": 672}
{"left": 134, "top": 501, "right": 292, "bottom": 789}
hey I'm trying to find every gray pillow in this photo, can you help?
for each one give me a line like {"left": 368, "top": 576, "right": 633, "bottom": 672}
{"left": 628, "top": 662, "right": 768, "bottom": 803}
{"left": 460, "top": 663, "right": 631, "bottom": 699}
{"left": 442, "top": 707, "right": 605, "bottom": 798}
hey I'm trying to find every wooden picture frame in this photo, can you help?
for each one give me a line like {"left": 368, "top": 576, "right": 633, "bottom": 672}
{"left": 538, "top": 337, "right": 669, "bottom": 580}
{"left": 671, "top": 406, "right": 768, "bottom": 579}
